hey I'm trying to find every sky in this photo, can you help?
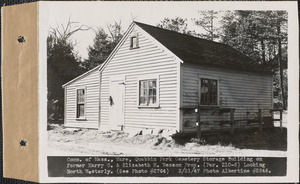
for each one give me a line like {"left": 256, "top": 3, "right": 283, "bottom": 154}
{"left": 42, "top": 1, "right": 205, "bottom": 59}
{"left": 41, "top": 1, "right": 289, "bottom": 59}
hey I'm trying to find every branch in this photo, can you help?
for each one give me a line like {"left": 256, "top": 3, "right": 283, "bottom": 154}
{"left": 66, "top": 24, "right": 92, "bottom": 38}
{"left": 48, "top": 16, "right": 92, "bottom": 44}
{"left": 130, "top": 12, "right": 138, "bottom": 21}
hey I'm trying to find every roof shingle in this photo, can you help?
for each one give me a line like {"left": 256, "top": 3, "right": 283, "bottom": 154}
{"left": 135, "top": 22, "right": 269, "bottom": 73}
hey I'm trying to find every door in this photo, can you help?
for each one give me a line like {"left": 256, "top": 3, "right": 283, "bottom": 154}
{"left": 109, "top": 78, "right": 125, "bottom": 130}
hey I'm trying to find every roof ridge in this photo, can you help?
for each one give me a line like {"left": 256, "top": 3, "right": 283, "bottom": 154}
{"left": 135, "top": 21, "right": 269, "bottom": 74}
{"left": 134, "top": 21, "right": 222, "bottom": 45}
{"left": 134, "top": 21, "right": 257, "bottom": 66}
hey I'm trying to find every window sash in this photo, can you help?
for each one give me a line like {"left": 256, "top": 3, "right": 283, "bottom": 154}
{"left": 139, "top": 79, "right": 157, "bottom": 106}
{"left": 200, "top": 78, "right": 218, "bottom": 105}
{"left": 77, "top": 89, "right": 85, "bottom": 118}
{"left": 77, "top": 104, "right": 84, "bottom": 117}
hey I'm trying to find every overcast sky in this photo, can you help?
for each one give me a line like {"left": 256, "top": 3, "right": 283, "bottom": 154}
{"left": 41, "top": 1, "right": 288, "bottom": 59}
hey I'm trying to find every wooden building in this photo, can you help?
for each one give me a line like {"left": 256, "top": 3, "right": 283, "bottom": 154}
{"left": 63, "top": 22, "right": 273, "bottom": 133}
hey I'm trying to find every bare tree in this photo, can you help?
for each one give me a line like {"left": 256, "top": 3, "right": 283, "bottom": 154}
{"left": 106, "top": 20, "right": 123, "bottom": 44}
{"left": 49, "top": 17, "right": 92, "bottom": 44}
{"left": 47, "top": 17, "right": 91, "bottom": 122}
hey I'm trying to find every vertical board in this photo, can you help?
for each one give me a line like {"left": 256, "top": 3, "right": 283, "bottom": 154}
{"left": 109, "top": 78, "right": 125, "bottom": 129}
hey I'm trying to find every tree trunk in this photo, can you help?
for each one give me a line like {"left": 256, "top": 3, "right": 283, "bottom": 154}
{"left": 277, "top": 24, "right": 286, "bottom": 110}
{"left": 210, "top": 11, "right": 214, "bottom": 41}
{"left": 261, "top": 38, "right": 266, "bottom": 65}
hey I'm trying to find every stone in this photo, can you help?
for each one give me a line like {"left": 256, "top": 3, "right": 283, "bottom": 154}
{"left": 152, "top": 128, "right": 162, "bottom": 135}
{"left": 127, "top": 130, "right": 138, "bottom": 137}
{"left": 142, "top": 129, "right": 153, "bottom": 135}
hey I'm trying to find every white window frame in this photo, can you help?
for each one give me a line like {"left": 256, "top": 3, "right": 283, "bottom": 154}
{"left": 76, "top": 87, "right": 86, "bottom": 120}
{"left": 130, "top": 33, "right": 139, "bottom": 49}
{"left": 199, "top": 75, "right": 219, "bottom": 106}
{"left": 137, "top": 74, "right": 160, "bottom": 108}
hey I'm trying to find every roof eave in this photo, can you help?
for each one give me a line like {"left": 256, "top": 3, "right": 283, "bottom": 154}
{"left": 62, "top": 65, "right": 101, "bottom": 88}
{"left": 98, "top": 22, "right": 136, "bottom": 72}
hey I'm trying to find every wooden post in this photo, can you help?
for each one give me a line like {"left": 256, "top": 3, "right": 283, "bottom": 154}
{"left": 258, "top": 109, "right": 263, "bottom": 133}
{"left": 230, "top": 109, "right": 235, "bottom": 135}
{"left": 271, "top": 110, "right": 275, "bottom": 127}
{"left": 280, "top": 110, "right": 283, "bottom": 131}
{"left": 196, "top": 106, "right": 201, "bottom": 139}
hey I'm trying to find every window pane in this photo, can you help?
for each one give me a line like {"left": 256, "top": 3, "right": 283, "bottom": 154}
{"left": 212, "top": 80, "right": 217, "bottom": 88}
{"left": 140, "top": 97, "right": 146, "bottom": 104}
{"left": 77, "top": 89, "right": 85, "bottom": 117}
{"left": 142, "top": 81, "right": 147, "bottom": 88}
{"left": 149, "top": 96, "right": 153, "bottom": 104}
{"left": 140, "top": 81, "right": 144, "bottom": 90}
{"left": 152, "top": 96, "right": 156, "bottom": 104}
{"left": 149, "top": 88, "right": 153, "bottom": 96}
{"left": 152, "top": 81, "right": 156, "bottom": 88}
{"left": 139, "top": 79, "right": 157, "bottom": 106}
{"left": 131, "top": 36, "right": 138, "bottom": 48}
{"left": 148, "top": 80, "right": 157, "bottom": 105}
{"left": 140, "top": 81, "right": 145, "bottom": 90}
{"left": 139, "top": 81, "right": 147, "bottom": 105}
{"left": 77, "top": 89, "right": 85, "bottom": 103}
{"left": 77, "top": 104, "right": 85, "bottom": 118}
{"left": 200, "top": 78, "right": 217, "bottom": 105}
{"left": 149, "top": 81, "right": 152, "bottom": 88}
{"left": 79, "top": 105, "right": 84, "bottom": 117}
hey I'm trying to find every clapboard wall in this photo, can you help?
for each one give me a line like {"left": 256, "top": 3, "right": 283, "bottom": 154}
{"left": 64, "top": 68, "right": 100, "bottom": 129}
{"left": 181, "top": 63, "right": 273, "bottom": 132}
{"left": 100, "top": 25, "right": 179, "bottom": 131}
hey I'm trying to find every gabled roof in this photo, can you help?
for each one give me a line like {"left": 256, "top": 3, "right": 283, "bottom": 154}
{"left": 62, "top": 64, "right": 101, "bottom": 88}
{"left": 135, "top": 22, "right": 268, "bottom": 73}
{"left": 64, "top": 21, "right": 270, "bottom": 88}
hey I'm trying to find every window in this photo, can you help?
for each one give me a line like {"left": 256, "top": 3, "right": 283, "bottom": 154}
{"left": 76, "top": 89, "right": 85, "bottom": 118}
{"left": 130, "top": 35, "right": 139, "bottom": 49}
{"left": 200, "top": 78, "right": 218, "bottom": 105}
{"left": 139, "top": 79, "right": 157, "bottom": 106}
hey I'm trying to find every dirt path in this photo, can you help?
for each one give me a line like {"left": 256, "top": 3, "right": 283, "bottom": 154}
{"left": 48, "top": 125, "right": 286, "bottom": 157}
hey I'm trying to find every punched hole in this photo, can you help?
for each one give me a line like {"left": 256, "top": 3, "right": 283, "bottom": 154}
{"left": 19, "top": 139, "right": 27, "bottom": 146}
{"left": 17, "top": 36, "right": 26, "bottom": 43}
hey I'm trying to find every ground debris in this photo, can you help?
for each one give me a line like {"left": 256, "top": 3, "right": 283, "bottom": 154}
{"left": 127, "top": 129, "right": 141, "bottom": 137}
{"left": 61, "top": 128, "right": 82, "bottom": 135}
{"left": 48, "top": 124, "right": 287, "bottom": 156}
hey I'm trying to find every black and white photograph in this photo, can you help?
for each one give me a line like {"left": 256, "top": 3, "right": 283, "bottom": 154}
{"left": 47, "top": 2, "right": 288, "bottom": 156}
{"left": 36, "top": 1, "right": 298, "bottom": 182}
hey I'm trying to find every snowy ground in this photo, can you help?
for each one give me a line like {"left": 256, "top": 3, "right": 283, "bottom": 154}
{"left": 48, "top": 124, "right": 287, "bottom": 157}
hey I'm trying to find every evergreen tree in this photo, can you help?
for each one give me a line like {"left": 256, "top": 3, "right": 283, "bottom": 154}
{"left": 84, "top": 28, "right": 112, "bottom": 70}
{"left": 157, "top": 17, "right": 198, "bottom": 36}
{"left": 47, "top": 19, "right": 89, "bottom": 122}
{"left": 220, "top": 10, "right": 287, "bottom": 109}
{"left": 158, "top": 17, "right": 187, "bottom": 33}
{"left": 84, "top": 22, "right": 124, "bottom": 70}
{"left": 192, "top": 10, "right": 220, "bottom": 41}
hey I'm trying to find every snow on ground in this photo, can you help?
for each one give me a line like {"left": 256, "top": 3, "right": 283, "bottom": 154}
{"left": 48, "top": 125, "right": 287, "bottom": 157}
